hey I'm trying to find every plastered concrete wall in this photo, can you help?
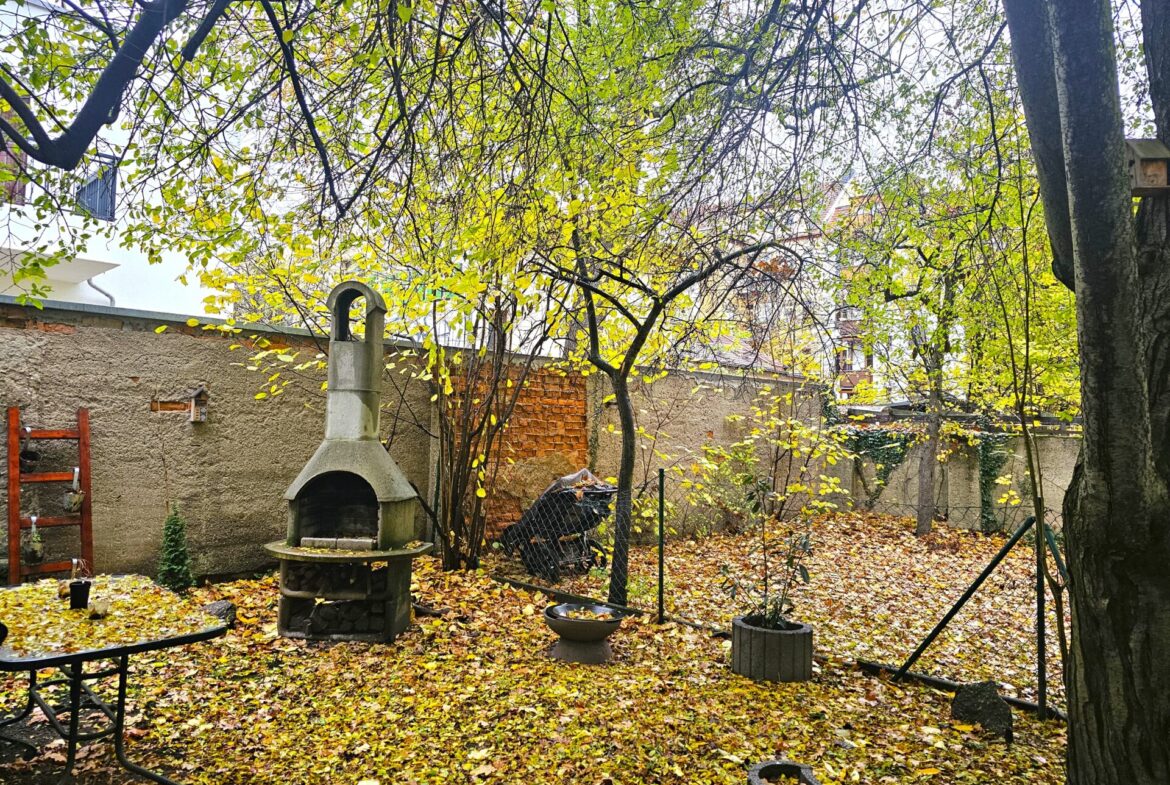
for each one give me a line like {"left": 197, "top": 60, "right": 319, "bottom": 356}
{"left": 0, "top": 303, "right": 432, "bottom": 579}
{"left": 17, "top": 296, "right": 1080, "bottom": 578}
{"left": 851, "top": 433, "right": 1080, "bottom": 530}
{"left": 987, "top": 435, "right": 1080, "bottom": 529}
{"left": 859, "top": 442, "right": 948, "bottom": 520}
{"left": 587, "top": 371, "right": 817, "bottom": 535}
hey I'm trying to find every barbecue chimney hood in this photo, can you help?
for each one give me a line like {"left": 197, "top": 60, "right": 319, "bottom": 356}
{"left": 284, "top": 281, "right": 417, "bottom": 550}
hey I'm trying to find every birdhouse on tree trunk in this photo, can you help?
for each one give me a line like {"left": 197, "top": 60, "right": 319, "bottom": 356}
{"left": 1125, "top": 138, "right": 1170, "bottom": 196}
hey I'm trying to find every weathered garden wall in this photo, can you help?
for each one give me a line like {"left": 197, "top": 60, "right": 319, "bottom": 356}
{"left": 0, "top": 298, "right": 804, "bottom": 576}
{"left": 587, "top": 371, "right": 818, "bottom": 537}
{"left": 846, "top": 434, "right": 1080, "bottom": 530}
{"left": 0, "top": 300, "right": 434, "bottom": 579}
{"left": 0, "top": 301, "right": 599, "bottom": 577}
{"left": 1, "top": 299, "right": 1076, "bottom": 581}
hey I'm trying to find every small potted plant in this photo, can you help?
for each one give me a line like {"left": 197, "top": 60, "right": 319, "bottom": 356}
{"left": 23, "top": 516, "right": 44, "bottom": 564}
{"left": 68, "top": 558, "right": 92, "bottom": 610}
{"left": 63, "top": 467, "right": 85, "bottom": 513}
{"left": 722, "top": 518, "right": 815, "bottom": 683}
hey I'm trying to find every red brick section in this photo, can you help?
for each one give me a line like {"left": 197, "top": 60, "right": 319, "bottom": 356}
{"left": 0, "top": 312, "right": 75, "bottom": 334}
{"left": 35, "top": 322, "right": 76, "bottom": 334}
{"left": 483, "top": 367, "right": 588, "bottom": 538}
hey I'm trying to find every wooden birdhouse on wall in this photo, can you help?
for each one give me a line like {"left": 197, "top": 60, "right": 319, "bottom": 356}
{"left": 1126, "top": 138, "right": 1170, "bottom": 196}
{"left": 187, "top": 384, "right": 210, "bottom": 423}
{"left": 150, "top": 384, "right": 210, "bottom": 423}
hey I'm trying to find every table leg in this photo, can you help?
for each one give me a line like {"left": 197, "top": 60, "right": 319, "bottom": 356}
{"left": 112, "top": 655, "right": 184, "bottom": 785}
{"left": 0, "top": 670, "right": 38, "bottom": 759}
{"left": 62, "top": 663, "right": 83, "bottom": 777}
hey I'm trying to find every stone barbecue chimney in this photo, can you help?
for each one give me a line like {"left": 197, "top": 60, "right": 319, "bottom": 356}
{"left": 265, "top": 280, "right": 431, "bottom": 642}
{"left": 283, "top": 281, "right": 416, "bottom": 551}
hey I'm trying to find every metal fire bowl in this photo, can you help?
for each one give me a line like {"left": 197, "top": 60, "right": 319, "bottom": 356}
{"left": 543, "top": 603, "right": 624, "bottom": 642}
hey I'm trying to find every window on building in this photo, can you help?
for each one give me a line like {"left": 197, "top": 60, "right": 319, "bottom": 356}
{"left": 76, "top": 154, "right": 116, "bottom": 221}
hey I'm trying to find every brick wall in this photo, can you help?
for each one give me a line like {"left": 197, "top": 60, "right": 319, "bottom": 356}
{"left": 483, "top": 367, "right": 588, "bottom": 537}
{"left": 498, "top": 368, "right": 588, "bottom": 464}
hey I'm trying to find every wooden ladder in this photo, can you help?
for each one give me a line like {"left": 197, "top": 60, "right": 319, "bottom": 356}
{"left": 6, "top": 407, "right": 94, "bottom": 584}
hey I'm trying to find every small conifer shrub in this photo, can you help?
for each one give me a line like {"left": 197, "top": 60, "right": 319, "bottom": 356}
{"left": 158, "top": 503, "right": 195, "bottom": 592}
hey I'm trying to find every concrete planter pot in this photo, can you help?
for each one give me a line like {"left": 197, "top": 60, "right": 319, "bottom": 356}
{"left": 747, "top": 759, "right": 821, "bottom": 785}
{"left": 731, "top": 615, "right": 813, "bottom": 683}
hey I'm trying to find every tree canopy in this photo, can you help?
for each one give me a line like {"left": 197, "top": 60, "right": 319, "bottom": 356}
{"left": 2, "top": 0, "right": 1167, "bottom": 781}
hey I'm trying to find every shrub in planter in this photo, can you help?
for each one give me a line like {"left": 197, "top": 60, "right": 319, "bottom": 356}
{"left": 716, "top": 387, "right": 852, "bottom": 683}
{"left": 723, "top": 523, "right": 815, "bottom": 682}
{"left": 732, "top": 615, "right": 813, "bottom": 683}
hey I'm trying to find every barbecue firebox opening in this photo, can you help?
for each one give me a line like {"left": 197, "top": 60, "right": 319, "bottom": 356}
{"left": 293, "top": 471, "right": 378, "bottom": 545}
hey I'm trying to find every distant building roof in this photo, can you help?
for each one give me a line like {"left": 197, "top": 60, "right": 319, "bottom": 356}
{"left": 682, "top": 334, "right": 805, "bottom": 380}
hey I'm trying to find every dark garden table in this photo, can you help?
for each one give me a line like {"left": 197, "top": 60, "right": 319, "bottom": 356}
{"left": 0, "top": 575, "right": 227, "bottom": 784}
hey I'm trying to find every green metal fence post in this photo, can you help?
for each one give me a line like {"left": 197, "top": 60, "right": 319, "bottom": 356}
{"left": 657, "top": 467, "right": 665, "bottom": 624}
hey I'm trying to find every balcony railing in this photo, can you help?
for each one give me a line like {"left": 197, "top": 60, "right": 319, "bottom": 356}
{"left": 0, "top": 149, "right": 116, "bottom": 222}
{"left": 0, "top": 145, "right": 26, "bottom": 206}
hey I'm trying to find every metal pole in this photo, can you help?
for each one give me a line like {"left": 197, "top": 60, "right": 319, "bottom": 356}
{"left": 657, "top": 467, "right": 665, "bottom": 624}
{"left": 895, "top": 515, "right": 1035, "bottom": 680}
{"left": 1036, "top": 506, "right": 1048, "bottom": 720}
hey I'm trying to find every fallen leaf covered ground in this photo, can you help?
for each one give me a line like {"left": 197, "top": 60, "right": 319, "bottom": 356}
{"left": 489, "top": 512, "right": 1069, "bottom": 709}
{"left": 0, "top": 575, "right": 220, "bottom": 658}
{"left": 0, "top": 538, "right": 1067, "bottom": 784}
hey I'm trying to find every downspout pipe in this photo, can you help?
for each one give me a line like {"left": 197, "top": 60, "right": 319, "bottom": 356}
{"left": 85, "top": 276, "right": 115, "bottom": 306}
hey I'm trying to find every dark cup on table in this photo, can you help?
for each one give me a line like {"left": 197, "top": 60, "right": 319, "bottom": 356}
{"left": 68, "top": 581, "right": 91, "bottom": 610}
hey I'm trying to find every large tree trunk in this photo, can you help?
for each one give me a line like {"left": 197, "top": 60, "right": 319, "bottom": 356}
{"left": 1004, "top": 0, "right": 1170, "bottom": 782}
{"left": 606, "top": 373, "right": 637, "bottom": 607}
{"left": 915, "top": 374, "right": 942, "bottom": 536}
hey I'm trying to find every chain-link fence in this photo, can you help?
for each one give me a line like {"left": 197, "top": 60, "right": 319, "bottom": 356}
{"left": 488, "top": 471, "right": 1070, "bottom": 716}
{"left": 496, "top": 469, "right": 615, "bottom": 584}
{"left": 865, "top": 500, "right": 1051, "bottom": 535}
